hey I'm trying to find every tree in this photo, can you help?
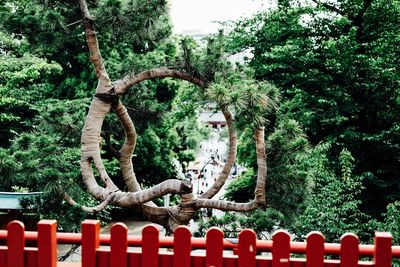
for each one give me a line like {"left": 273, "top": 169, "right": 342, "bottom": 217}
{"left": 0, "top": 32, "right": 63, "bottom": 147}
{"left": 291, "top": 145, "right": 378, "bottom": 242}
{"left": 49, "top": 0, "right": 277, "bottom": 233}
{"left": 226, "top": 0, "right": 400, "bottom": 218}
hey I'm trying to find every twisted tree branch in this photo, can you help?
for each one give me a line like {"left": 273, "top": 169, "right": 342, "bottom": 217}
{"left": 114, "top": 67, "right": 206, "bottom": 94}
{"left": 113, "top": 100, "right": 141, "bottom": 192}
{"left": 78, "top": 0, "right": 111, "bottom": 91}
{"left": 63, "top": 192, "right": 114, "bottom": 214}
{"left": 195, "top": 199, "right": 261, "bottom": 212}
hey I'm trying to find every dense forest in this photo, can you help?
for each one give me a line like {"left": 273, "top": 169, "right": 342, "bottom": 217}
{"left": 0, "top": 0, "right": 399, "bottom": 244}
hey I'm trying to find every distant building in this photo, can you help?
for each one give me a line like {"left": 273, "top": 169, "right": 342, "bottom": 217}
{"left": 199, "top": 103, "right": 227, "bottom": 128}
{"left": 199, "top": 111, "right": 226, "bottom": 128}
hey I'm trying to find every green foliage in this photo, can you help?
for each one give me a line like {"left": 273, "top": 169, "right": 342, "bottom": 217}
{"left": 291, "top": 145, "right": 377, "bottom": 242}
{"left": 381, "top": 201, "right": 400, "bottom": 244}
{"left": 225, "top": 169, "right": 256, "bottom": 203}
{"left": 195, "top": 209, "right": 284, "bottom": 239}
{"left": 0, "top": 98, "right": 88, "bottom": 192}
{"left": 0, "top": 36, "right": 62, "bottom": 146}
{"left": 95, "top": 0, "right": 171, "bottom": 50}
{"left": 227, "top": 0, "right": 400, "bottom": 218}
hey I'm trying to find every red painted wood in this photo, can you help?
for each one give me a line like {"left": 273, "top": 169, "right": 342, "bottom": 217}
{"left": 81, "top": 220, "right": 100, "bottom": 267}
{"left": 141, "top": 225, "right": 159, "bottom": 267}
{"left": 110, "top": 223, "right": 128, "bottom": 267}
{"left": 206, "top": 227, "right": 224, "bottom": 267}
{"left": 159, "top": 252, "right": 173, "bottom": 267}
{"left": 97, "top": 249, "right": 110, "bottom": 267}
{"left": 305, "top": 231, "right": 324, "bottom": 267}
{"left": 290, "top": 258, "right": 306, "bottom": 267}
{"left": 128, "top": 252, "right": 140, "bottom": 267}
{"left": 24, "top": 248, "right": 37, "bottom": 267}
{"left": 324, "top": 260, "right": 340, "bottom": 267}
{"left": 238, "top": 229, "right": 257, "bottom": 267}
{"left": 0, "top": 247, "right": 7, "bottom": 267}
{"left": 173, "top": 226, "right": 191, "bottom": 267}
{"left": 223, "top": 255, "right": 237, "bottom": 267}
{"left": 3, "top": 229, "right": 400, "bottom": 258}
{"left": 272, "top": 230, "right": 290, "bottom": 267}
{"left": 339, "top": 233, "right": 359, "bottom": 267}
{"left": 7, "top": 220, "right": 25, "bottom": 267}
{"left": 256, "top": 257, "right": 271, "bottom": 267}
{"left": 191, "top": 255, "right": 205, "bottom": 267}
{"left": 373, "top": 232, "right": 392, "bottom": 267}
{"left": 38, "top": 220, "right": 57, "bottom": 267}
{"left": 2, "top": 219, "right": 400, "bottom": 267}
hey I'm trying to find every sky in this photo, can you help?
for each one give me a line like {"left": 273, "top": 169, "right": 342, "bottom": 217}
{"left": 169, "top": 0, "right": 274, "bottom": 34}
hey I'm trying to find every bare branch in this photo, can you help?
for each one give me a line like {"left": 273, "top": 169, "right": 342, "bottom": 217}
{"left": 78, "top": 0, "right": 111, "bottom": 89}
{"left": 195, "top": 198, "right": 260, "bottom": 212}
{"left": 114, "top": 67, "right": 206, "bottom": 94}
{"left": 254, "top": 127, "right": 267, "bottom": 205}
{"left": 65, "top": 19, "right": 83, "bottom": 28}
{"left": 92, "top": 154, "right": 119, "bottom": 190}
{"left": 113, "top": 100, "right": 141, "bottom": 192}
{"left": 200, "top": 105, "right": 237, "bottom": 199}
{"left": 81, "top": 98, "right": 119, "bottom": 197}
{"left": 81, "top": 158, "right": 117, "bottom": 201}
{"left": 112, "top": 179, "right": 193, "bottom": 207}
{"left": 63, "top": 192, "right": 114, "bottom": 214}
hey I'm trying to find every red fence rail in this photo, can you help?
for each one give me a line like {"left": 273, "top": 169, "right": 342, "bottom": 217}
{"left": 0, "top": 220, "right": 399, "bottom": 267}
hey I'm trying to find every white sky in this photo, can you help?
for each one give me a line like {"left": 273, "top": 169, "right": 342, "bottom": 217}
{"left": 169, "top": 0, "right": 274, "bottom": 34}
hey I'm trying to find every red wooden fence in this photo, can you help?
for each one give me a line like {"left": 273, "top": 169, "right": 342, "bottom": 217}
{"left": 0, "top": 220, "right": 399, "bottom": 267}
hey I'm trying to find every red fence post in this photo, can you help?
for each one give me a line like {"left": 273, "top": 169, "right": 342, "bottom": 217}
{"left": 7, "top": 220, "right": 25, "bottom": 267}
{"left": 206, "top": 227, "right": 224, "bottom": 267}
{"left": 306, "top": 231, "right": 324, "bottom": 267}
{"left": 110, "top": 223, "right": 128, "bottom": 267}
{"left": 238, "top": 229, "right": 257, "bottom": 267}
{"left": 141, "top": 225, "right": 160, "bottom": 267}
{"left": 37, "top": 220, "right": 57, "bottom": 267}
{"left": 82, "top": 220, "right": 100, "bottom": 267}
{"left": 173, "top": 226, "right": 191, "bottom": 267}
{"left": 272, "top": 230, "right": 290, "bottom": 267}
{"left": 340, "top": 233, "right": 359, "bottom": 267}
{"left": 373, "top": 232, "right": 392, "bottom": 267}
{"left": 96, "top": 250, "right": 110, "bottom": 267}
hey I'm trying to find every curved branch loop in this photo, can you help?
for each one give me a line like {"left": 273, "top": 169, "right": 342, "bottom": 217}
{"left": 114, "top": 67, "right": 206, "bottom": 94}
